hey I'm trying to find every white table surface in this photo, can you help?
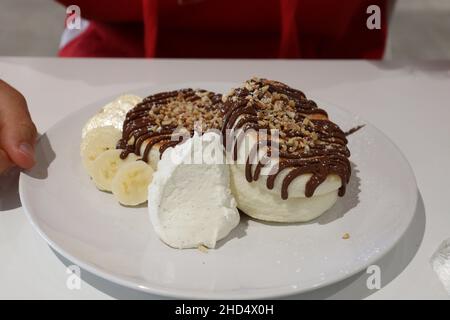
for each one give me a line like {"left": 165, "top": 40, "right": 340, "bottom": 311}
{"left": 0, "top": 57, "right": 449, "bottom": 300}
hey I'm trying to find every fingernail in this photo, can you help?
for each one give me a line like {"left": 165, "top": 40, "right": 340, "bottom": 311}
{"left": 19, "top": 142, "right": 35, "bottom": 160}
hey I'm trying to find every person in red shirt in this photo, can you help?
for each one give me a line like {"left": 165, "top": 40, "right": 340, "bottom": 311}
{"left": 58, "top": 0, "right": 389, "bottom": 59}
{"left": 0, "top": 0, "right": 390, "bottom": 174}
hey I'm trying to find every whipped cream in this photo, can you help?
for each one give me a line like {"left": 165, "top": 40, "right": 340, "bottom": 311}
{"left": 148, "top": 132, "right": 240, "bottom": 249}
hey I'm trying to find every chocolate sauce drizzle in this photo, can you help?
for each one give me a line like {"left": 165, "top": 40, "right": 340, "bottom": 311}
{"left": 345, "top": 124, "right": 365, "bottom": 136}
{"left": 222, "top": 78, "right": 351, "bottom": 200}
{"left": 116, "top": 80, "right": 351, "bottom": 201}
{"left": 117, "top": 89, "right": 223, "bottom": 162}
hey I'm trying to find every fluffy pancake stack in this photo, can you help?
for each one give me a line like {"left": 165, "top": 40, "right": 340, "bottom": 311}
{"left": 117, "top": 89, "right": 224, "bottom": 170}
{"left": 222, "top": 78, "right": 351, "bottom": 222}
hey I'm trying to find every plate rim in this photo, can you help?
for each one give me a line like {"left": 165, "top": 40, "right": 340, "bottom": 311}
{"left": 19, "top": 82, "right": 419, "bottom": 299}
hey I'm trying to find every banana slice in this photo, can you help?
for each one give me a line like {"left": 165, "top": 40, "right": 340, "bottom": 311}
{"left": 82, "top": 94, "right": 142, "bottom": 138}
{"left": 80, "top": 126, "right": 122, "bottom": 176}
{"left": 111, "top": 161, "right": 154, "bottom": 206}
{"left": 91, "top": 149, "right": 139, "bottom": 192}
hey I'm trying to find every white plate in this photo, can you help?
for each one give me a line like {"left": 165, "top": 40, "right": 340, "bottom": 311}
{"left": 19, "top": 82, "right": 418, "bottom": 299}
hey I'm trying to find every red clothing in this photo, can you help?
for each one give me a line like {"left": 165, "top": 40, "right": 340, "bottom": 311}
{"left": 58, "top": 0, "right": 387, "bottom": 59}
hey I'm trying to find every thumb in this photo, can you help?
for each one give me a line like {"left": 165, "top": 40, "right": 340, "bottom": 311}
{"left": 2, "top": 122, "right": 37, "bottom": 169}
{"left": 0, "top": 81, "right": 38, "bottom": 169}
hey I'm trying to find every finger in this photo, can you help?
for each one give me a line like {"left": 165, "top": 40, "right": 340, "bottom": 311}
{"left": 0, "top": 148, "right": 14, "bottom": 174}
{"left": 0, "top": 81, "right": 38, "bottom": 169}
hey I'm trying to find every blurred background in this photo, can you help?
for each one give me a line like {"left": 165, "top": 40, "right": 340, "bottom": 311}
{"left": 0, "top": 0, "right": 449, "bottom": 59}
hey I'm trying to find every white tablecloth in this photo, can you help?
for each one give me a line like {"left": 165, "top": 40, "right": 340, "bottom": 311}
{"left": 0, "top": 57, "right": 449, "bottom": 299}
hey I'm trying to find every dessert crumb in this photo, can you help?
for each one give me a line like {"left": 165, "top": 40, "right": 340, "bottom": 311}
{"left": 342, "top": 233, "right": 350, "bottom": 240}
{"left": 198, "top": 245, "right": 209, "bottom": 253}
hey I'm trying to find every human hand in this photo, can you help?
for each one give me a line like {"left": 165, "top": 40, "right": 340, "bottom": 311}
{"left": 0, "top": 80, "right": 37, "bottom": 174}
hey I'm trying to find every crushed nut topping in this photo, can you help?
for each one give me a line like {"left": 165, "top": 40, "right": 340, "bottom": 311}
{"left": 118, "top": 89, "right": 224, "bottom": 162}
{"left": 127, "top": 89, "right": 222, "bottom": 137}
{"left": 225, "top": 78, "right": 330, "bottom": 155}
